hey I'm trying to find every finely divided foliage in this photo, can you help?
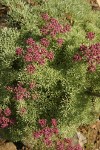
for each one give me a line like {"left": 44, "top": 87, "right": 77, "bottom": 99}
{"left": 0, "top": 0, "right": 100, "bottom": 149}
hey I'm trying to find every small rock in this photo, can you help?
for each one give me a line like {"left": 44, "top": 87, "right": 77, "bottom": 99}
{"left": 72, "top": 131, "right": 87, "bottom": 148}
{"left": 77, "top": 132, "right": 87, "bottom": 147}
{"left": 97, "top": 0, "right": 100, "bottom": 7}
{"left": 0, "top": 142, "right": 17, "bottom": 150}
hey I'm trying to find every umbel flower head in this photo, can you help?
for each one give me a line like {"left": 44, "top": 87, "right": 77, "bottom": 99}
{"left": 40, "top": 13, "right": 71, "bottom": 42}
{"left": 0, "top": 107, "right": 15, "bottom": 129}
{"left": 86, "top": 32, "right": 95, "bottom": 40}
{"left": 41, "top": 13, "right": 50, "bottom": 21}
{"left": 73, "top": 40, "right": 100, "bottom": 72}
{"left": 4, "top": 107, "right": 11, "bottom": 117}
{"left": 38, "top": 119, "right": 47, "bottom": 127}
{"left": 15, "top": 37, "right": 54, "bottom": 74}
{"left": 16, "top": 47, "right": 23, "bottom": 56}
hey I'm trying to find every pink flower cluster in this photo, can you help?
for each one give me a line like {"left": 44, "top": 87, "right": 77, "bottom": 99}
{"left": 73, "top": 53, "right": 82, "bottom": 62}
{"left": 40, "top": 13, "right": 71, "bottom": 47}
{"left": 57, "top": 38, "right": 64, "bottom": 47}
{"left": 86, "top": 32, "right": 95, "bottom": 40}
{"left": 26, "top": 37, "right": 35, "bottom": 46}
{"left": 15, "top": 37, "right": 54, "bottom": 74}
{"left": 56, "top": 139, "right": 77, "bottom": 150}
{"left": 29, "top": 81, "right": 36, "bottom": 89}
{"left": 33, "top": 119, "right": 83, "bottom": 150}
{"left": 73, "top": 42, "right": 100, "bottom": 72}
{"left": 26, "top": 64, "right": 36, "bottom": 74}
{"left": 33, "top": 118, "right": 59, "bottom": 147}
{"left": 0, "top": 107, "right": 15, "bottom": 128}
{"left": 41, "top": 13, "right": 50, "bottom": 21}
{"left": 6, "top": 81, "right": 38, "bottom": 101}
{"left": 16, "top": 47, "right": 23, "bottom": 56}
{"left": 13, "top": 82, "right": 30, "bottom": 100}
{"left": 40, "top": 38, "right": 50, "bottom": 48}
{"left": 19, "top": 107, "right": 27, "bottom": 115}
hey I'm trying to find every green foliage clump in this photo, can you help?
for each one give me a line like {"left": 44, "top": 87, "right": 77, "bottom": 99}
{"left": 0, "top": 0, "right": 100, "bottom": 144}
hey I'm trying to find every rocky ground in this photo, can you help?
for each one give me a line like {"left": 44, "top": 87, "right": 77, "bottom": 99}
{"left": 88, "top": 0, "right": 100, "bottom": 10}
{"left": 78, "top": 119, "right": 100, "bottom": 150}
